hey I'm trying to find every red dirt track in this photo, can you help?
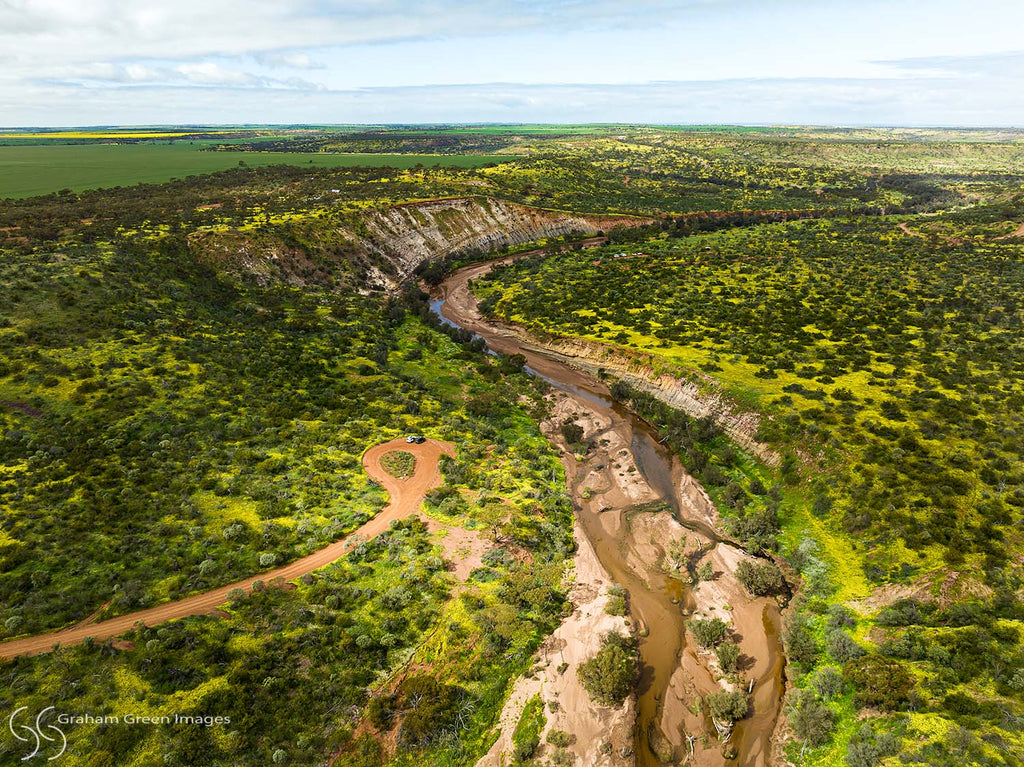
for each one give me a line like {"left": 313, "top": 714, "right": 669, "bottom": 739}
{"left": 0, "top": 438, "right": 454, "bottom": 658}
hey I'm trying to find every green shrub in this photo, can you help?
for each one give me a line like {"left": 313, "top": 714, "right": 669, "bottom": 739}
{"left": 845, "top": 723, "right": 899, "bottom": 767}
{"left": 735, "top": 559, "right": 785, "bottom": 596}
{"left": 787, "top": 689, "right": 836, "bottom": 747}
{"left": 827, "top": 629, "right": 865, "bottom": 663}
{"left": 706, "top": 690, "right": 748, "bottom": 723}
{"left": 546, "top": 729, "right": 573, "bottom": 747}
{"left": 688, "top": 617, "right": 729, "bottom": 649}
{"left": 783, "top": 615, "right": 819, "bottom": 671}
{"left": 812, "top": 667, "right": 844, "bottom": 700}
{"left": 843, "top": 655, "right": 915, "bottom": 711}
{"left": 716, "top": 641, "right": 740, "bottom": 674}
{"left": 605, "top": 585, "right": 628, "bottom": 616}
{"left": 512, "top": 695, "right": 545, "bottom": 763}
{"left": 578, "top": 632, "right": 639, "bottom": 707}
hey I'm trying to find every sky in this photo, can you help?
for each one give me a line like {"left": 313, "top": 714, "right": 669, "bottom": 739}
{"left": 1, "top": 0, "right": 1023, "bottom": 127}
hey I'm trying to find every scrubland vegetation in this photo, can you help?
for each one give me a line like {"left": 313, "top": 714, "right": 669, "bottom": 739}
{"left": 0, "top": 151, "right": 575, "bottom": 764}
{"left": 1, "top": 125, "right": 1022, "bottom": 765}
{"left": 476, "top": 192, "right": 1024, "bottom": 763}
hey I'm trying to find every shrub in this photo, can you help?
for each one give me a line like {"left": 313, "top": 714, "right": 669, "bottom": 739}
{"left": 605, "top": 585, "right": 628, "bottom": 616}
{"left": 826, "top": 604, "right": 858, "bottom": 629}
{"left": 512, "top": 738, "right": 538, "bottom": 763}
{"left": 783, "top": 615, "right": 820, "bottom": 671}
{"left": 843, "top": 655, "right": 915, "bottom": 711}
{"left": 696, "top": 561, "right": 715, "bottom": 582}
{"left": 688, "top": 617, "right": 729, "bottom": 649}
{"left": 716, "top": 641, "right": 741, "bottom": 674}
{"left": 546, "top": 729, "right": 573, "bottom": 747}
{"left": 875, "top": 598, "right": 934, "bottom": 627}
{"left": 827, "top": 630, "right": 865, "bottom": 663}
{"left": 735, "top": 559, "right": 785, "bottom": 596}
{"left": 706, "top": 690, "right": 748, "bottom": 723}
{"left": 397, "top": 675, "right": 463, "bottom": 745}
{"left": 787, "top": 689, "right": 836, "bottom": 747}
{"left": 578, "top": 632, "right": 639, "bottom": 707}
{"left": 728, "top": 508, "right": 780, "bottom": 552}
{"left": 812, "top": 667, "right": 845, "bottom": 700}
{"left": 560, "top": 419, "right": 585, "bottom": 445}
{"left": 845, "top": 724, "right": 899, "bottom": 767}
{"left": 512, "top": 695, "right": 545, "bottom": 763}
{"left": 367, "top": 694, "right": 397, "bottom": 729}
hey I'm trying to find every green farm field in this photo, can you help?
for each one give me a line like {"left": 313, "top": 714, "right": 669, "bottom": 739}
{"left": 0, "top": 143, "right": 514, "bottom": 198}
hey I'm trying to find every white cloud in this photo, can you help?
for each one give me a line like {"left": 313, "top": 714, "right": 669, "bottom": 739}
{"left": 255, "top": 52, "right": 324, "bottom": 70}
{"left": 8, "top": 77, "right": 1023, "bottom": 127}
{"left": 876, "top": 51, "right": 1024, "bottom": 79}
{"left": 0, "top": 0, "right": 1021, "bottom": 125}
{"left": 51, "top": 61, "right": 323, "bottom": 91}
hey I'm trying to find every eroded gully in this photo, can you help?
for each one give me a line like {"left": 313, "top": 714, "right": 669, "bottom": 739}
{"left": 432, "top": 252, "right": 785, "bottom": 767}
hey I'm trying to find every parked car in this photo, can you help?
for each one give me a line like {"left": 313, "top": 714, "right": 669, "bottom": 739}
{"left": 406, "top": 435, "right": 426, "bottom": 444}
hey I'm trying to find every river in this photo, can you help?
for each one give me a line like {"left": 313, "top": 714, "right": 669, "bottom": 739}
{"left": 433, "top": 251, "right": 785, "bottom": 767}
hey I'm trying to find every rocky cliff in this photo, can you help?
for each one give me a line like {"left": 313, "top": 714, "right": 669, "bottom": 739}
{"left": 515, "top": 333, "right": 781, "bottom": 467}
{"left": 189, "top": 196, "right": 648, "bottom": 291}
{"left": 353, "top": 196, "right": 647, "bottom": 290}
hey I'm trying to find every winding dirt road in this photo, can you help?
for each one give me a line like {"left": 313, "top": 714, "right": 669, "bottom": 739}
{"left": 0, "top": 438, "right": 454, "bottom": 659}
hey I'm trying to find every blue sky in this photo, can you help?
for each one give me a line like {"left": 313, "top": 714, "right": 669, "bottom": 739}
{"left": 1, "top": 0, "right": 1022, "bottom": 126}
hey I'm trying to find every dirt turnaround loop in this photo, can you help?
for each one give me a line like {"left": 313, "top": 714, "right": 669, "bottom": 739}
{"left": 0, "top": 437, "right": 455, "bottom": 659}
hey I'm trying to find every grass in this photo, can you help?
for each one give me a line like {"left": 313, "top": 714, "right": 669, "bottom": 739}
{"left": 0, "top": 143, "right": 516, "bottom": 198}
{"left": 512, "top": 694, "right": 546, "bottom": 756}
{"left": 380, "top": 450, "right": 416, "bottom": 480}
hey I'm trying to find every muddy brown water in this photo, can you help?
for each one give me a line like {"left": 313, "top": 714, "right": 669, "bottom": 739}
{"left": 434, "top": 254, "right": 785, "bottom": 767}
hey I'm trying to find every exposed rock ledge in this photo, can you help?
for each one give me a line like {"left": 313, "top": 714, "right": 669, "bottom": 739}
{"left": 356, "top": 196, "right": 649, "bottom": 290}
{"left": 188, "top": 195, "right": 650, "bottom": 292}
{"left": 507, "top": 330, "right": 779, "bottom": 468}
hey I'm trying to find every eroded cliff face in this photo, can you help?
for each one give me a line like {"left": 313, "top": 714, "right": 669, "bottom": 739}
{"left": 541, "top": 336, "right": 779, "bottom": 467}
{"left": 353, "top": 196, "right": 645, "bottom": 290}
{"left": 188, "top": 196, "right": 648, "bottom": 291}
{"left": 509, "top": 332, "right": 780, "bottom": 468}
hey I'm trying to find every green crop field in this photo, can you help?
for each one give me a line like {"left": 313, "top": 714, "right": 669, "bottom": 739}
{"left": 0, "top": 143, "right": 514, "bottom": 198}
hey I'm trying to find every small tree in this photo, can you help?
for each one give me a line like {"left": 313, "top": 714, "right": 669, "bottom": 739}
{"left": 578, "top": 632, "right": 639, "bottom": 707}
{"left": 788, "top": 689, "right": 836, "bottom": 748}
{"left": 716, "top": 641, "right": 741, "bottom": 674}
{"left": 706, "top": 690, "right": 748, "bottom": 723}
{"left": 735, "top": 559, "right": 785, "bottom": 596}
{"left": 688, "top": 617, "right": 729, "bottom": 649}
{"left": 843, "top": 655, "right": 915, "bottom": 711}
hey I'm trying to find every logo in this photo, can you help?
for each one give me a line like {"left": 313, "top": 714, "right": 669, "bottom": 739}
{"left": 8, "top": 707, "right": 66, "bottom": 761}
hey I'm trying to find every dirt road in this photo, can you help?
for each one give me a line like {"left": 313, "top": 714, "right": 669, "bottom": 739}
{"left": 0, "top": 438, "right": 454, "bottom": 659}
{"left": 995, "top": 221, "right": 1024, "bottom": 240}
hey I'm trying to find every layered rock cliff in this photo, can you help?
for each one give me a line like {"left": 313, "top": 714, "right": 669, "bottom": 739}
{"left": 353, "top": 196, "right": 647, "bottom": 290}
{"left": 188, "top": 196, "right": 649, "bottom": 291}
{"left": 514, "top": 333, "right": 781, "bottom": 467}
